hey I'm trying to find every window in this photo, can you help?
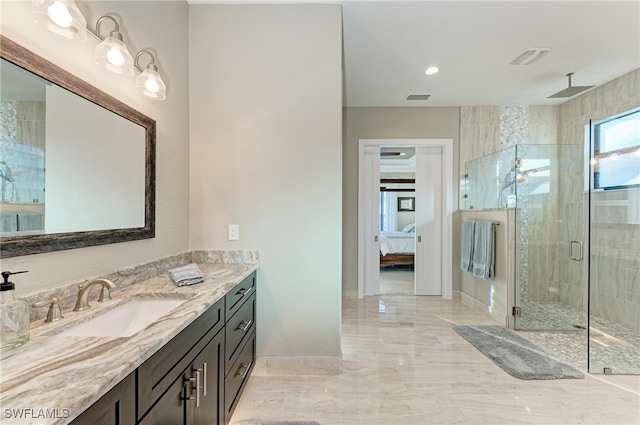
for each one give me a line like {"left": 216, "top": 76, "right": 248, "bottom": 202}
{"left": 379, "top": 192, "right": 388, "bottom": 231}
{"left": 593, "top": 109, "right": 640, "bottom": 190}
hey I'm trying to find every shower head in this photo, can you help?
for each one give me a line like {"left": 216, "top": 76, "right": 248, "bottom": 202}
{"left": 548, "top": 73, "right": 594, "bottom": 98}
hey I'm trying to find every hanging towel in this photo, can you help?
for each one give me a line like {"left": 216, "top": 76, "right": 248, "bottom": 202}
{"left": 168, "top": 263, "right": 205, "bottom": 287}
{"left": 1, "top": 213, "right": 17, "bottom": 232}
{"left": 460, "top": 220, "right": 476, "bottom": 272}
{"left": 472, "top": 221, "right": 495, "bottom": 280}
{"left": 17, "top": 213, "right": 43, "bottom": 231}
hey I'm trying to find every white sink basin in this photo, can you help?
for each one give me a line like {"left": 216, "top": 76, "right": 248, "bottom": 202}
{"left": 58, "top": 298, "right": 186, "bottom": 338}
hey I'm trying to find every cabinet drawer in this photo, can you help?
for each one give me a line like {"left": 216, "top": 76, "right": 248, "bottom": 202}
{"left": 224, "top": 329, "right": 255, "bottom": 422}
{"left": 137, "top": 297, "right": 224, "bottom": 420}
{"left": 225, "top": 291, "right": 255, "bottom": 374}
{"left": 225, "top": 272, "right": 256, "bottom": 320}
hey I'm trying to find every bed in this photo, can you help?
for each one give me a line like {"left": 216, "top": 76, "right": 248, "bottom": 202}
{"left": 379, "top": 224, "right": 415, "bottom": 267}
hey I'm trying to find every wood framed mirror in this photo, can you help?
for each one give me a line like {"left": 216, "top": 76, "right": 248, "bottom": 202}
{"left": 0, "top": 35, "right": 155, "bottom": 258}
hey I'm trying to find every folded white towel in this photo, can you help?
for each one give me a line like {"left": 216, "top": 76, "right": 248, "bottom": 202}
{"left": 168, "top": 263, "right": 205, "bottom": 287}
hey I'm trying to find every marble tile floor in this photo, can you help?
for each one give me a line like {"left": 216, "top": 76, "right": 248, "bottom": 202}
{"left": 230, "top": 294, "right": 640, "bottom": 425}
{"left": 379, "top": 268, "right": 414, "bottom": 295}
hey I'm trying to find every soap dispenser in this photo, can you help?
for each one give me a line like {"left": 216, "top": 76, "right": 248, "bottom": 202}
{"left": 1, "top": 271, "right": 30, "bottom": 352}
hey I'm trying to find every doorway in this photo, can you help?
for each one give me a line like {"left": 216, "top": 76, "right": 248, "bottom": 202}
{"left": 379, "top": 146, "right": 417, "bottom": 296}
{"left": 357, "top": 138, "right": 454, "bottom": 299}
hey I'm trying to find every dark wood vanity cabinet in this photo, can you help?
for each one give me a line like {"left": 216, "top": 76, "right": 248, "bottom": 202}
{"left": 137, "top": 271, "right": 256, "bottom": 425}
{"left": 70, "top": 372, "right": 136, "bottom": 425}
{"left": 137, "top": 296, "right": 225, "bottom": 423}
{"left": 71, "top": 271, "right": 257, "bottom": 425}
{"left": 139, "top": 329, "right": 225, "bottom": 425}
{"left": 223, "top": 274, "right": 256, "bottom": 422}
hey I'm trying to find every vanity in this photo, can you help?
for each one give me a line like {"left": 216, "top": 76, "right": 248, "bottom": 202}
{"left": 0, "top": 262, "right": 257, "bottom": 425}
{"left": 0, "top": 34, "right": 257, "bottom": 425}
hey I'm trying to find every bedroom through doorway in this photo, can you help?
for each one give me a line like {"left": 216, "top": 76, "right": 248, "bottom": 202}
{"left": 358, "top": 138, "right": 454, "bottom": 299}
{"left": 379, "top": 146, "right": 416, "bottom": 295}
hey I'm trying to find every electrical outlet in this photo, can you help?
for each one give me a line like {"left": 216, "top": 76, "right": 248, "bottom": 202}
{"left": 228, "top": 224, "right": 239, "bottom": 241}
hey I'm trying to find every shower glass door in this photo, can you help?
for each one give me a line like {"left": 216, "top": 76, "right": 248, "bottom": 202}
{"left": 587, "top": 112, "right": 640, "bottom": 375}
{"left": 513, "top": 144, "right": 585, "bottom": 332}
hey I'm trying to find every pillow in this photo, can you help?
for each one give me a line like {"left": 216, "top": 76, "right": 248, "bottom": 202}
{"left": 402, "top": 223, "right": 416, "bottom": 233}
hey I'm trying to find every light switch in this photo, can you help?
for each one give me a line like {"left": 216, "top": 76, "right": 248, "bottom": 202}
{"left": 228, "top": 224, "right": 239, "bottom": 241}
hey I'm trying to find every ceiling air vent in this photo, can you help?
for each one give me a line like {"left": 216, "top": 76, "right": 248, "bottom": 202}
{"left": 510, "top": 48, "right": 551, "bottom": 65}
{"left": 406, "top": 94, "right": 430, "bottom": 101}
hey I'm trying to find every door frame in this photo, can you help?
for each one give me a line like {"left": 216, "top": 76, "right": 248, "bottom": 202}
{"left": 357, "top": 138, "right": 454, "bottom": 299}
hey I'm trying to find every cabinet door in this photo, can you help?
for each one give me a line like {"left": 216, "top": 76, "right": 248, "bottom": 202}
{"left": 70, "top": 372, "right": 135, "bottom": 425}
{"left": 138, "top": 298, "right": 224, "bottom": 420}
{"left": 139, "top": 372, "right": 190, "bottom": 425}
{"left": 193, "top": 329, "right": 225, "bottom": 425}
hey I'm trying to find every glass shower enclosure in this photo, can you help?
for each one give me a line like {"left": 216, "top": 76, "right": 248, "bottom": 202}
{"left": 464, "top": 139, "right": 640, "bottom": 375}
{"left": 587, "top": 111, "right": 640, "bottom": 375}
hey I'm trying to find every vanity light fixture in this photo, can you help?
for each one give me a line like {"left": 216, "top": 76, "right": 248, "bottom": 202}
{"left": 32, "top": 2, "right": 168, "bottom": 99}
{"left": 32, "top": 0, "right": 87, "bottom": 41}
{"left": 94, "top": 16, "right": 134, "bottom": 76}
{"left": 135, "top": 51, "right": 167, "bottom": 101}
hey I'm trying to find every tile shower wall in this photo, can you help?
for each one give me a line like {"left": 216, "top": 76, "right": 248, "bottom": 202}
{"left": 559, "top": 69, "right": 640, "bottom": 332}
{"left": 0, "top": 100, "right": 46, "bottom": 204}
{"left": 460, "top": 105, "right": 559, "bottom": 308}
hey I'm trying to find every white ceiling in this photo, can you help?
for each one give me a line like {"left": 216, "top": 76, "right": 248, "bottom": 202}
{"left": 194, "top": 0, "right": 640, "bottom": 107}
{"left": 341, "top": 0, "right": 640, "bottom": 107}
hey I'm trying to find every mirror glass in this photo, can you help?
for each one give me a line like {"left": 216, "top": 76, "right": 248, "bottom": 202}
{"left": 0, "top": 36, "right": 155, "bottom": 257}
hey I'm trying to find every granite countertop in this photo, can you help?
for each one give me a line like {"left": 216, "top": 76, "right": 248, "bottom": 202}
{"left": 0, "top": 262, "right": 258, "bottom": 425}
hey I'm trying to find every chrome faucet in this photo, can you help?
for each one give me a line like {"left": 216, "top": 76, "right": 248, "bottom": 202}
{"left": 73, "top": 279, "right": 116, "bottom": 311}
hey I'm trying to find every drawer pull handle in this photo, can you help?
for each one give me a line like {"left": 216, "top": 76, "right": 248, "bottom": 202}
{"left": 194, "top": 363, "right": 207, "bottom": 397}
{"left": 194, "top": 370, "right": 201, "bottom": 407}
{"left": 236, "top": 361, "right": 253, "bottom": 379}
{"left": 203, "top": 362, "right": 208, "bottom": 396}
{"left": 236, "top": 319, "right": 253, "bottom": 333}
{"left": 235, "top": 288, "right": 249, "bottom": 297}
{"left": 184, "top": 371, "right": 201, "bottom": 407}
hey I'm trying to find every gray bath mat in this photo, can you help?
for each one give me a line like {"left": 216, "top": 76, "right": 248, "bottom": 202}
{"left": 453, "top": 325, "right": 584, "bottom": 380}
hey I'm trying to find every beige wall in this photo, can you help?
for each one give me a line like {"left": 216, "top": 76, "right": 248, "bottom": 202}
{"left": 188, "top": 4, "right": 343, "bottom": 359}
{"left": 1, "top": 1, "right": 191, "bottom": 295}
{"left": 342, "top": 107, "right": 461, "bottom": 296}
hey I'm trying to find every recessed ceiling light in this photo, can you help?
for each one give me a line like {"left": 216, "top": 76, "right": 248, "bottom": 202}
{"left": 425, "top": 66, "right": 439, "bottom": 76}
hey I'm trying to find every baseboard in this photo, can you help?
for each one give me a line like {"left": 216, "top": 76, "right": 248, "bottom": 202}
{"left": 461, "top": 292, "right": 503, "bottom": 325}
{"left": 342, "top": 289, "right": 358, "bottom": 299}
{"left": 253, "top": 356, "right": 342, "bottom": 376}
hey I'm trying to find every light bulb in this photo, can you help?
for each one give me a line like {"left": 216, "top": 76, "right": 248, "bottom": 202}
{"left": 144, "top": 77, "right": 160, "bottom": 93}
{"left": 107, "top": 47, "right": 125, "bottom": 67}
{"left": 47, "top": 1, "right": 72, "bottom": 28}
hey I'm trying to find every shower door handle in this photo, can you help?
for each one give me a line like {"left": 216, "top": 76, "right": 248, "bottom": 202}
{"left": 569, "top": 240, "right": 583, "bottom": 261}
